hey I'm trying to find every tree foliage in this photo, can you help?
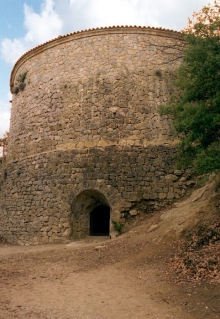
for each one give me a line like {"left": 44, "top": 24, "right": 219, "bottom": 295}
{"left": 184, "top": 0, "right": 220, "bottom": 36}
{"left": 161, "top": 0, "right": 220, "bottom": 173}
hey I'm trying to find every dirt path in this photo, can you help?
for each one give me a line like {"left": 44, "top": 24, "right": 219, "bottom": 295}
{"left": 0, "top": 235, "right": 219, "bottom": 319}
{"left": 0, "top": 250, "right": 180, "bottom": 319}
{"left": 0, "top": 243, "right": 192, "bottom": 319}
{"left": 1, "top": 182, "right": 220, "bottom": 319}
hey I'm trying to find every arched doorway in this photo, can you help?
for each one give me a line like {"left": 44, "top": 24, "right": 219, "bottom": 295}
{"left": 71, "top": 190, "right": 111, "bottom": 239}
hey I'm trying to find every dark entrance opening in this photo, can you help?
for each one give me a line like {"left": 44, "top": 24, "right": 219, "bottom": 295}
{"left": 71, "top": 189, "right": 111, "bottom": 239}
{"left": 90, "top": 204, "right": 110, "bottom": 236}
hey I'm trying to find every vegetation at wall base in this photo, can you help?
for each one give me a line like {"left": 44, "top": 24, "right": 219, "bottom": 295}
{"left": 112, "top": 220, "right": 123, "bottom": 234}
{"left": 160, "top": 0, "right": 220, "bottom": 174}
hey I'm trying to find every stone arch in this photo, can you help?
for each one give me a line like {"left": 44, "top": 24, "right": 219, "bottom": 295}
{"left": 70, "top": 190, "right": 111, "bottom": 239}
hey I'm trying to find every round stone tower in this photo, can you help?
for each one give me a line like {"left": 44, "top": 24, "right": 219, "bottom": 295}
{"left": 0, "top": 26, "right": 185, "bottom": 245}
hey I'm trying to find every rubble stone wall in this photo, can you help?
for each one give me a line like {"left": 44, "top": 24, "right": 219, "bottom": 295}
{"left": 0, "top": 26, "right": 185, "bottom": 244}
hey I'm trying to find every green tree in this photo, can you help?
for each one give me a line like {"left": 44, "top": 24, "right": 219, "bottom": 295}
{"left": 161, "top": 0, "right": 220, "bottom": 173}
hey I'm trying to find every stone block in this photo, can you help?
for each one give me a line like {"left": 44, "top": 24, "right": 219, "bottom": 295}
{"left": 165, "top": 174, "right": 178, "bottom": 182}
{"left": 159, "top": 193, "right": 167, "bottom": 199}
{"left": 129, "top": 209, "right": 138, "bottom": 216}
{"left": 62, "top": 228, "right": 70, "bottom": 237}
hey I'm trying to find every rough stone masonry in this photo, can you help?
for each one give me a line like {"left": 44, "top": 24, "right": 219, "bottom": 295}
{"left": 0, "top": 26, "right": 187, "bottom": 245}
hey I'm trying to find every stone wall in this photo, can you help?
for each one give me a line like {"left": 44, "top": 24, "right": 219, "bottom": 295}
{"left": 0, "top": 145, "right": 188, "bottom": 245}
{"left": 0, "top": 26, "right": 186, "bottom": 245}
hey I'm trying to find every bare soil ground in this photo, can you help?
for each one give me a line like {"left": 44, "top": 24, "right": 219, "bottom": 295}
{"left": 0, "top": 179, "right": 220, "bottom": 319}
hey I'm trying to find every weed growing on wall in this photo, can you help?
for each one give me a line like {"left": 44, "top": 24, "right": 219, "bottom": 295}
{"left": 12, "top": 71, "right": 28, "bottom": 94}
{"left": 112, "top": 220, "right": 123, "bottom": 234}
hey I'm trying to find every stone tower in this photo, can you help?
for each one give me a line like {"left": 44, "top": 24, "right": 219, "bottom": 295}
{"left": 0, "top": 26, "right": 186, "bottom": 245}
